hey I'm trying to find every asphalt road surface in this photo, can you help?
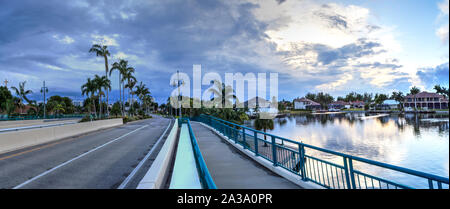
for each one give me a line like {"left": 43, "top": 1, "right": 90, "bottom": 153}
{"left": 0, "top": 115, "right": 172, "bottom": 189}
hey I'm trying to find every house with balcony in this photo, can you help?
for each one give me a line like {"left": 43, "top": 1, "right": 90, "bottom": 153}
{"left": 404, "top": 92, "right": 449, "bottom": 110}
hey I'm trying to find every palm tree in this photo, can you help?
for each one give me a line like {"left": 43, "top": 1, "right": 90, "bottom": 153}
{"left": 142, "top": 95, "right": 153, "bottom": 115}
{"left": 391, "top": 91, "right": 405, "bottom": 110}
{"left": 254, "top": 118, "right": 274, "bottom": 147}
{"left": 125, "top": 77, "right": 137, "bottom": 114}
{"left": 11, "top": 81, "right": 33, "bottom": 114}
{"left": 134, "top": 82, "right": 150, "bottom": 108}
{"left": 89, "top": 44, "right": 111, "bottom": 114}
{"left": 122, "top": 67, "right": 136, "bottom": 115}
{"left": 410, "top": 86, "right": 420, "bottom": 110}
{"left": 110, "top": 59, "right": 134, "bottom": 116}
{"left": 208, "top": 80, "right": 237, "bottom": 108}
{"left": 81, "top": 78, "right": 97, "bottom": 117}
{"left": 93, "top": 75, "right": 111, "bottom": 118}
{"left": 434, "top": 85, "right": 449, "bottom": 98}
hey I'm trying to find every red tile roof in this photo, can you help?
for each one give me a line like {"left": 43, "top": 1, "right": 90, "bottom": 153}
{"left": 293, "top": 97, "right": 320, "bottom": 106}
{"left": 405, "top": 91, "right": 444, "bottom": 99}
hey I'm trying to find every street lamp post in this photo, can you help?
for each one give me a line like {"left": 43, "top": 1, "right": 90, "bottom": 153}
{"left": 40, "top": 81, "right": 48, "bottom": 119}
{"left": 177, "top": 70, "right": 181, "bottom": 118}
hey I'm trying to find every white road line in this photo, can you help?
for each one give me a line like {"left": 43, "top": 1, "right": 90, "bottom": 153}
{"left": 117, "top": 119, "right": 172, "bottom": 189}
{"left": 13, "top": 125, "right": 149, "bottom": 189}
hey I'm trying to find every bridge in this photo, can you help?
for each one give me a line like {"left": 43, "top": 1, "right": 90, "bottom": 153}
{"left": 0, "top": 114, "right": 448, "bottom": 189}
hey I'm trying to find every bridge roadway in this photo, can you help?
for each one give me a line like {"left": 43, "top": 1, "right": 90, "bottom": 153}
{"left": 190, "top": 121, "right": 302, "bottom": 189}
{"left": 0, "top": 115, "right": 172, "bottom": 189}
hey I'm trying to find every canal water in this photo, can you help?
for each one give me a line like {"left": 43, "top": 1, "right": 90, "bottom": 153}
{"left": 245, "top": 113, "right": 449, "bottom": 189}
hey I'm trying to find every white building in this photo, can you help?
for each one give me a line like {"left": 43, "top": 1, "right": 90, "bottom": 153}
{"left": 293, "top": 97, "right": 321, "bottom": 110}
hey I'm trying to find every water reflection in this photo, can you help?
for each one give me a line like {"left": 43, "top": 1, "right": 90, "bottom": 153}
{"left": 245, "top": 113, "right": 449, "bottom": 188}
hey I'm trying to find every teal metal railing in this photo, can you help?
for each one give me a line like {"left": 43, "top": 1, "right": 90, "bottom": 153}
{"left": 194, "top": 114, "right": 449, "bottom": 189}
{"left": 179, "top": 118, "right": 217, "bottom": 189}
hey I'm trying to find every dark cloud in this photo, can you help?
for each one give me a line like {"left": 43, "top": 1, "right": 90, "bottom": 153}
{"left": 416, "top": 62, "right": 449, "bottom": 88}
{"left": 0, "top": 0, "right": 271, "bottom": 103}
{"left": 354, "top": 62, "right": 403, "bottom": 69}
{"left": 315, "top": 39, "right": 383, "bottom": 65}
{"left": 276, "top": 0, "right": 287, "bottom": 5}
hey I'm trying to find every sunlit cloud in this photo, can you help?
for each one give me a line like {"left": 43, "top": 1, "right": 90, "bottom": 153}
{"left": 91, "top": 34, "right": 119, "bottom": 47}
{"left": 53, "top": 34, "right": 75, "bottom": 44}
{"left": 436, "top": 0, "right": 449, "bottom": 44}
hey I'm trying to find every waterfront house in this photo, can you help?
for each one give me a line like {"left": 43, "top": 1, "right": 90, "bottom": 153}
{"left": 328, "top": 101, "right": 350, "bottom": 110}
{"left": 244, "top": 96, "right": 275, "bottom": 115}
{"left": 404, "top": 92, "right": 449, "bottom": 110}
{"left": 293, "top": 97, "right": 321, "bottom": 110}
{"left": 350, "top": 101, "right": 365, "bottom": 108}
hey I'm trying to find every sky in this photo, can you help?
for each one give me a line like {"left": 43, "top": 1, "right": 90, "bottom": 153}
{"left": 0, "top": 0, "right": 448, "bottom": 104}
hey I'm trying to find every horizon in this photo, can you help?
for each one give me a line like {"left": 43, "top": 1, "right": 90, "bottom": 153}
{"left": 1, "top": 0, "right": 449, "bottom": 104}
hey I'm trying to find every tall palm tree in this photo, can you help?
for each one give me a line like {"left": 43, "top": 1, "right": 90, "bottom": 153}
{"left": 122, "top": 68, "right": 136, "bottom": 115}
{"left": 110, "top": 59, "right": 134, "bottom": 116}
{"left": 254, "top": 118, "right": 274, "bottom": 147}
{"left": 11, "top": 81, "right": 33, "bottom": 114}
{"left": 125, "top": 78, "right": 137, "bottom": 109}
{"left": 134, "top": 82, "right": 150, "bottom": 108}
{"left": 81, "top": 78, "right": 97, "bottom": 117}
{"left": 142, "top": 94, "right": 153, "bottom": 115}
{"left": 410, "top": 86, "right": 420, "bottom": 110}
{"left": 89, "top": 44, "right": 111, "bottom": 114}
{"left": 93, "top": 75, "right": 111, "bottom": 118}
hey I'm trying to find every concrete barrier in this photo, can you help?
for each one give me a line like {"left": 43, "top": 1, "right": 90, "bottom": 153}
{"left": 0, "top": 118, "right": 123, "bottom": 154}
{"left": 0, "top": 119, "right": 80, "bottom": 130}
{"left": 0, "top": 120, "right": 46, "bottom": 129}
{"left": 137, "top": 119, "right": 178, "bottom": 189}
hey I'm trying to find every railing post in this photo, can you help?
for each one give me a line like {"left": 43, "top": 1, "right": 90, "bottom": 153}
{"left": 343, "top": 157, "right": 357, "bottom": 189}
{"left": 242, "top": 127, "right": 246, "bottom": 149}
{"left": 343, "top": 157, "right": 352, "bottom": 189}
{"left": 298, "top": 144, "right": 306, "bottom": 180}
{"left": 428, "top": 179, "right": 434, "bottom": 189}
{"left": 271, "top": 136, "right": 277, "bottom": 166}
{"left": 254, "top": 132, "right": 258, "bottom": 156}
{"left": 233, "top": 126, "right": 237, "bottom": 143}
{"left": 348, "top": 158, "right": 357, "bottom": 189}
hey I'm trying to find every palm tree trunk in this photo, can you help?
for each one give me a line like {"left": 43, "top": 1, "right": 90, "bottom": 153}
{"left": 105, "top": 55, "right": 109, "bottom": 116}
{"left": 123, "top": 83, "right": 125, "bottom": 116}
{"left": 99, "top": 94, "right": 102, "bottom": 118}
{"left": 414, "top": 95, "right": 417, "bottom": 111}
{"left": 92, "top": 95, "right": 97, "bottom": 118}
{"left": 120, "top": 76, "right": 124, "bottom": 117}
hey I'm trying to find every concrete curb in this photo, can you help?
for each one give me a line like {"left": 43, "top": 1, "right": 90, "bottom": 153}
{"left": 137, "top": 119, "right": 178, "bottom": 189}
{"left": 0, "top": 118, "right": 123, "bottom": 155}
{"left": 197, "top": 122, "right": 325, "bottom": 189}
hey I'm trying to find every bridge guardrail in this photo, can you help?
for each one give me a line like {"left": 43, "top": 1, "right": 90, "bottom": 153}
{"left": 195, "top": 114, "right": 449, "bottom": 189}
{"left": 179, "top": 118, "right": 217, "bottom": 189}
{"left": 0, "top": 121, "right": 78, "bottom": 133}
